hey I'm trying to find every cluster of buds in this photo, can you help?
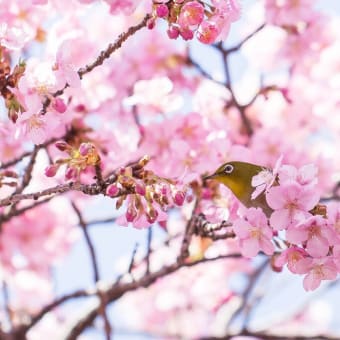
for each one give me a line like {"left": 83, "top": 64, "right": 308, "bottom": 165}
{"left": 106, "top": 156, "right": 187, "bottom": 226}
{"left": 149, "top": 0, "right": 240, "bottom": 44}
{"left": 45, "top": 140, "right": 101, "bottom": 180}
{"left": 0, "top": 48, "right": 26, "bottom": 122}
{"left": 0, "top": 169, "right": 18, "bottom": 188}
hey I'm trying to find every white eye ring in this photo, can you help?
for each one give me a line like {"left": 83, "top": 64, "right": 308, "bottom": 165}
{"left": 224, "top": 164, "right": 234, "bottom": 174}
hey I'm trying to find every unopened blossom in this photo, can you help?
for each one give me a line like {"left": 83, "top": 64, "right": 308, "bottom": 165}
{"left": 266, "top": 182, "right": 320, "bottom": 230}
{"left": 233, "top": 207, "right": 274, "bottom": 258}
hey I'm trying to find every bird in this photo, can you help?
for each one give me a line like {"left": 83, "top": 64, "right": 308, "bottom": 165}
{"left": 204, "top": 161, "right": 273, "bottom": 217}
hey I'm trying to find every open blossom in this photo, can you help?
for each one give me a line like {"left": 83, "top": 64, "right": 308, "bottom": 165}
{"left": 275, "top": 246, "right": 310, "bottom": 274}
{"left": 286, "top": 216, "right": 337, "bottom": 258}
{"left": 299, "top": 257, "right": 338, "bottom": 291}
{"left": 251, "top": 155, "right": 282, "bottom": 200}
{"left": 15, "top": 111, "right": 57, "bottom": 145}
{"left": 266, "top": 182, "right": 320, "bottom": 230}
{"left": 233, "top": 207, "right": 274, "bottom": 258}
{"left": 279, "top": 163, "right": 318, "bottom": 187}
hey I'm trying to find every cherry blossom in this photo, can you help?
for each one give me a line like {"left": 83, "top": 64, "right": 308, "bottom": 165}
{"left": 233, "top": 207, "right": 274, "bottom": 258}
{"left": 266, "top": 182, "right": 320, "bottom": 230}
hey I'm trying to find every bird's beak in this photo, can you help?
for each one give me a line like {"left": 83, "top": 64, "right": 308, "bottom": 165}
{"left": 203, "top": 173, "right": 217, "bottom": 180}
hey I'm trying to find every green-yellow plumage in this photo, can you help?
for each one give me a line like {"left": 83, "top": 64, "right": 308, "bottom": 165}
{"left": 206, "top": 161, "right": 273, "bottom": 217}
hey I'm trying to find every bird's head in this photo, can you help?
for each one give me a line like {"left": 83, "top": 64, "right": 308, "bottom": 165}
{"left": 205, "top": 161, "right": 265, "bottom": 203}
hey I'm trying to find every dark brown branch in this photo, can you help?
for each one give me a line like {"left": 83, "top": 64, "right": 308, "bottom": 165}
{"left": 71, "top": 202, "right": 112, "bottom": 339}
{"left": 77, "top": 15, "right": 150, "bottom": 79}
{"left": 64, "top": 253, "right": 242, "bottom": 340}
{"left": 0, "top": 135, "right": 62, "bottom": 170}
{"left": 0, "top": 173, "right": 121, "bottom": 207}
{"left": 227, "top": 259, "right": 270, "bottom": 329}
{"left": 71, "top": 202, "right": 100, "bottom": 283}
{"left": 201, "top": 329, "right": 340, "bottom": 340}
{"left": 15, "top": 289, "right": 90, "bottom": 336}
{"left": 222, "top": 24, "right": 266, "bottom": 54}
{"left": 0, "top": 197, "right": 53, "bottom": 225}
{"left": 219, "top": 48, "right": 253, "bottom": 136}
{"left": 128, "top": 243, "right": 139, "bottom": 275}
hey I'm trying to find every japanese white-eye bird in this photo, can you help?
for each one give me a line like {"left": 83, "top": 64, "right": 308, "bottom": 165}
{"left": 205, "top": 161, "right": 273, "bottom": 217}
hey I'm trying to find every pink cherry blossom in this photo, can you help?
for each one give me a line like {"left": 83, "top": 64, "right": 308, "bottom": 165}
{"left": 266, "top": 182, "right": 320, "bottom": 230}
{"left": 286, "top": 215, "right": 337, "bottom": 258}
{"left": 300, "top": 257, "right": 338, "bottom": 291}
{"left": 233, "top": 207, "right": 274, "bottom": 258}
{"left": 275, "top": 246, "right": 310, "bottom": 274}
{"left": 251, "top": 155, "right": 282, "bottom": 200}
{"left": 279, "top": 163, "right": 318, "bottom": 187}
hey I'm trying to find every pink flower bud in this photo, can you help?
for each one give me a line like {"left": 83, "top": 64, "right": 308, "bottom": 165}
{"left": 55, "top": 140, "right": 70, "bottom": 152}
{"left": 160, "top": 185, "right": 168, "bottom": 195}
{"left": 179, "top": 27, "right": 194, "bottom": 41}
{"left": 65, "top": 166, "right": 77, "bottom": 180}
{"left": 135, "top": 182, "right": 146, "bottom": 196}
{"left": 53, "top": 98, "right": 67, "bottom": 113}
{"left": 146, "top": 206, "right": 158, "bottom": 224}
{"left": 45, "top": 164, "right": 59, "bottom": 177}
{"left": 126, "top": 204, "right": 137, "bottom": 222}
{"left": 156, "top": 4, "right": 169, "bottom": 18}
{"left": 106, "top": 183, "right": 119, "bottom": 197}
{"left": 167, "top": 26, "right": 180, "bottom": 39}
{"left": 79, "top": 142, "right": 93, "bottom": 156}
{"left": 174, "top": 190, "right": 186, "bottom": 206}
{"left": 75, "top": 104, "right": 86, "bottom": 112}
{"left": 147, "top": 18, "right": 156, "bottom": 30}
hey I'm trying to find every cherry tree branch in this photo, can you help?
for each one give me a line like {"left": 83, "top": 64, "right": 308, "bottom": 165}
{"left": 71, "top": 201, "right": 112, "bottom": 339}
{"left": 64, "top": 253, "right": 242, "bottom": 340}
{"left": 43, "top": 14, "right": 150, "bottom": 112}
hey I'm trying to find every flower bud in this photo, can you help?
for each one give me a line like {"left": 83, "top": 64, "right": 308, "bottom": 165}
{"left": 126, "top": 203, "right": 137, "bottom": 222}
{"left": 65, "top": 166, "right": 77, "bottom": 180}
{"left": 147, "top": 18, "right": 156, "bottom": 30}
{"left": 79, "top": 142, "right": 93, "bottom": 156}
{"left": 156, "top": 4, "right": 169, "bottom": 18}
{"left": 53, "top": 98, "right": 67, "bottom": 113}
{"left": 180, "top": 28, "right": 194, "bottom": 41}
{"left": 106, "top": 183, "right": 119, "bottom": 197}
{"left": 146, "top": 206, "right": 158, "bottom": 224}
{"left": 167, "top": 26, "right": 180, "bottom": 39}
{"left": 135, "top": 182, "right": 146, "bottom": 196}
{"left": 55, "top": 140, "right": 70, "bottom": 152}
{"left": 174, "top": 190, "right": 186, "bottom": 206}
{"left": 45, "top": 164, "right": 59, "bottom": 177}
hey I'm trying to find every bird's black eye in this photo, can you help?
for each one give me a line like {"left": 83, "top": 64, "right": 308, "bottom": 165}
{"left": 224, "top": 164, "right": 234, "bottom": 174}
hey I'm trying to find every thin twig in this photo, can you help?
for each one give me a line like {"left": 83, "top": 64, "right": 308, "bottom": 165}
{"left": 128, "top": 243, "right": 139, "bottom": 276}
{"left": 71, "top": 201, "right": 112, "bottom": 340}
{"left": 71, "top": 202, "right": 100, "bottom": 282}
{"left": 227, "top": 259, "right": 270, "bottom": 329}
